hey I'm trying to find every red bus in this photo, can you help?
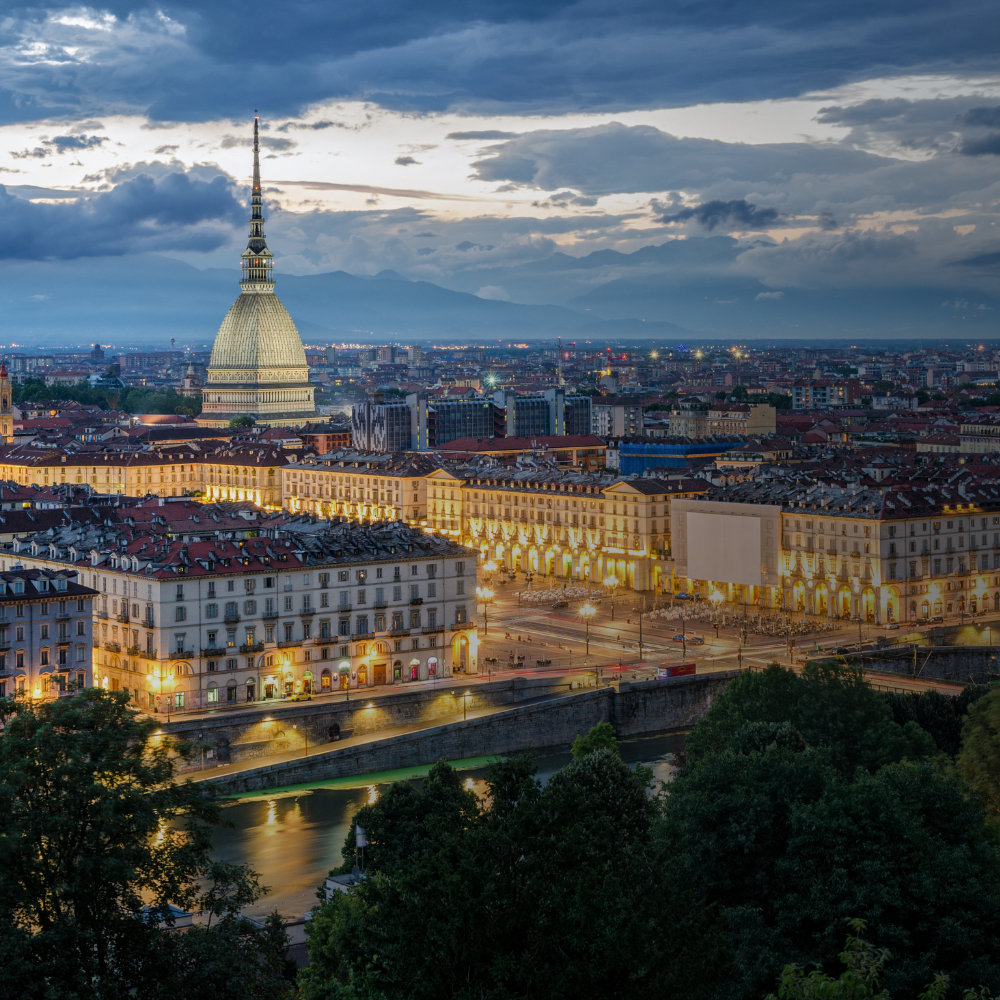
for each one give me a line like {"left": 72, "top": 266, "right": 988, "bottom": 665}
{"left": 656, "top": 662, "right": 696, "bottom": 679}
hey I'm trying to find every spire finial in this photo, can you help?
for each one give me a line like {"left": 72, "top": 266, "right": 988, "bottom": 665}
{"left": 241, "top": 110, "right": 273, "bottom": 289}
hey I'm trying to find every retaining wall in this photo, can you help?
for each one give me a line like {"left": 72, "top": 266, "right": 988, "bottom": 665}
{"left": 163, "top": 674, "right": 597, "bottom": 772}
{"left": 199, "top": 671, "right": 737, "bottom": 796}
{"left": 843, "top": 647, "right": 1000, "bottom": 685}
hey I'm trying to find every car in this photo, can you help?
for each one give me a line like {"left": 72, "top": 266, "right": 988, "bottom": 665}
{"left": 883, "top": 622, "right": 900, "bottom": 630}
{"left": 835, "top": 646, "right": 851, "bottom": 654}
{"left": 930, "top": 615, "right": 944, "bottom": 623}
{"left": 671, "top": 634, "right": 704, "bottom": 644}
{"left": 551, "top": 600, "right": 569, "bottom": 608}
{"left": 674, "top": 593, "right": 692, "bottom": 601}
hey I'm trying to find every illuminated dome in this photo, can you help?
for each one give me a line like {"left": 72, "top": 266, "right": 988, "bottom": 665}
{"left": 199, "top": 112, "right": 316, "bottom": 428}
{"left": 209, "top": 292, "right": 307, "bottom": 372}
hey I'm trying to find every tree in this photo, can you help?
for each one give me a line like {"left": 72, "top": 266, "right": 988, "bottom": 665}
{"left": 684, "top": 661, "right": 936, "bottom": 778}
{"left": 957, "top": 688, "right": 1000, "bottom": 827}
{"left": 229, "top": 415, "right": 255, "bottom": 429}
{"left": 716, "top": 390, "right": 729, "bottom": 400}
{"left": 302, "top": 754, "right": 724, "bottom": 1000}
{"left": 571, "top": 721, "right": 620, "bottom": 758}
{"left": 0, "top": 690, "right": 294, "bottom": 999}
{"left": 915, "top": 390, "right": 930, "bottom": 405}
{"left": 768, "top": 392, "right": 793, "bottom": 409}
{"left": 663, "top": 722, "right": 1000, "bottom": 1000}
{"left": 730, "top": 385, "right": 749, "bottom": 401}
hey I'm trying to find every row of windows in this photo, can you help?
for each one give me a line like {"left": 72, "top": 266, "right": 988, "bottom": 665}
{"left": 0, "top": 645, "right": 87, "bottom": 669}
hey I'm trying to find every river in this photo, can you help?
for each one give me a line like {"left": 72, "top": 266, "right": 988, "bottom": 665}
{"left": 211, "top": 732, "right": 683, "bottom": 921}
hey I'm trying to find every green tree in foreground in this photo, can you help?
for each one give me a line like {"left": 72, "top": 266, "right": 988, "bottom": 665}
{"left": 0, "top": 689, "right": 294, "bottom": 1000}
{"left": 229, "top": 415, "right": 255, "bottom": 428}
{"left": 571, "top": 720, "right": 620, "bottom": 758}
{"left": 957, "top": 687, "right": 1000, "bottom": 826}
{"left": 301, "top": 752, "right": 726, "bottom": 1000}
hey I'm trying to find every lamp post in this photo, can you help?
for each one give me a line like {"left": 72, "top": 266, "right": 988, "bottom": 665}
{"left": 603, "top": 574, "right": 619, "bottom": 621}
{"left": 463, "top": 689, "right": 470, "bottom": 721}
{"left": 710, "top": 590, "right": 723, "bottom": 638}
{"left": 476, "top": 586, "right": 495, "bottom": 635}
{"left": 578, "top": 602, "right": 597, "bottom": 683}
{"left": 632, "top": 605, "right": 645, "bottom": 660}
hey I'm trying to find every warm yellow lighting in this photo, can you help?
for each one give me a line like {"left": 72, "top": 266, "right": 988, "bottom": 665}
{"left": 710, "top": 590, "right": 724, "bottom": 605}
{"left": 603, "top": 575, "right": 618, "bottom": 589}
{"left": 367, "top": 702, "right": 374, "bottom": 709}
{"left": 578, "top": 602, "right": 597, "bottom": 621}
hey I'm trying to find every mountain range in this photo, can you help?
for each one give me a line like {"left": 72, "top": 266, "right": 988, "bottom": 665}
{"left": 1, "top": 237, "right": 996, "bottom": 348}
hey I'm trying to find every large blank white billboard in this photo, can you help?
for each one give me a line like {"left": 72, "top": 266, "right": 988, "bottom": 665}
{"left": 687, "top": 511, "right": 762, "bottom": 586}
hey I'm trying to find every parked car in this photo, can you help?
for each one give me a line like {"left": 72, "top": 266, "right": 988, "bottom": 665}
{"left": 672, "top": 634, "right": 704, "bottom": 644}
{"left": 930, "top": 615, "right": 944, "bottom": 623}
{"left": 551, "top": 600, "right": 569, "bottom": 608}
{"left": 674, "top": 593, "right": 692, "bottom": 601}
{"left": 883, "top": 622, "right": 899, "bottom": 630}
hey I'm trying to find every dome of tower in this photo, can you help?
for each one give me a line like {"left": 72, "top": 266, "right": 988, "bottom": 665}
{"left": 209, "top": 290, "right": 307, "bottom": 371}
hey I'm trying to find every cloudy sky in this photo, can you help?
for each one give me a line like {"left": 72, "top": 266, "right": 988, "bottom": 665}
{"left": 1, "top": 0, "right": 999, "bottom": 322}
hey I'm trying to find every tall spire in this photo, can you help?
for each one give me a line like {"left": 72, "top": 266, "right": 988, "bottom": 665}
{"left": 240, "top": 110, "right": 274, "bottom": 289}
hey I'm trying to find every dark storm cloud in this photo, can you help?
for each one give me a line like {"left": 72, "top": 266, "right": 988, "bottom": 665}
{"left": 660, "top": 199, "right": 781, "bottom": 230}
{"left": 0, "top": 170, "right": 242, "bottom": 259}
{"left": 960, "top": 133, "right": 1000, "bottom": 156}
{"left": 958, "top": 106, "right": 1000, "bottom": 127}
{"left": 0, "top": 0, "right": 998, "bottom": 122}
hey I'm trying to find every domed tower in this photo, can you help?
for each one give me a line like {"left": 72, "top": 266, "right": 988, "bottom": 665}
{"left": 199, "top": 112, "right": 316, "bottom": 427}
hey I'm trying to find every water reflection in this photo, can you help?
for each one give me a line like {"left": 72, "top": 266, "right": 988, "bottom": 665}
{"left": 212, "top": 733, "right": 683, "bottom": 920}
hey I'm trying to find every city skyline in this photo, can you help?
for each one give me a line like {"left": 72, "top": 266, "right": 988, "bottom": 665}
{"left": 0, "top": 3, "right": 997, "bottom": 343}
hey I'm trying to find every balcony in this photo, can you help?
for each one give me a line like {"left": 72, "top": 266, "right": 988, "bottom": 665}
{"left": 57, "top": 611, "right": 72, "bottom": 621}
{"left": 223, "top": 612, "right": 241, "bottom": 624}
{"left": 351, "top": 632, "right": 372, "bottom": 642}
{"left": 201, "top": 647, "right": 227, "bottom": 657}
{"left": 240, "top": 642, "right": 264, "bottom": 654}
{"left": 127, "top": 645, "right": 141, "bottom": 656}
{"left": 116, "top": 613, "right": 129, "bottom": 624}
{"left": 422, "top": 625, "right": 444, "bottom": 635}
{"left": 0, "top": 643, "right": 10, "bottom": 652}
{"left": 97, "top": 610, "right": 108, "bottom": 619}
{"left": 409, "top": 597, "right": 423, "bottom": 606}
{"left": 374, "top": 599, "right": 388, "bottom": 609}
{"left": 277, "top": 640, "right": 299, "bottom": 649}
{"left": 450, "top": 621, "right": 471, "bottom": 630}
{"left": 139, "top": 649, "right": 158, "bottom": 660}
{"left": 337, "top": 604, "right": 352, "bottom": 614}
{"left": 141, "top": 618, "right": 155, "bottom": 629}
{"left": 261, "top": 610, "right": 279, "bottom": 619}
{"left": 389, "top": 627, "right": 410, "bottom": 637}
{"left": 170, "top": 649, "right": 194, "bottom": 660}
{"left": 104, "top": 641, "right": 121, "bottom": 653}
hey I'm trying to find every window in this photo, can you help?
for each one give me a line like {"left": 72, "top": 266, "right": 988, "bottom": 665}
{"left": 427, "top": 565, "right": 436, "bottom": 578}
{"left": 356, "top": 616, "right": 369, "bottom": 635}
{"left": 393, "top": 586, "right": 402, "bottom": 601}
{"left": 265, "top": 577, "right": 274, "bottom": 588}
{"left": 409, "top": 610, "right": 421, "bottom": 628}
{"left": 76, "top": 644, "right": 85, "bottom": 662}
{"left": 357, "top": 590, "right": 366, "bottom": 604}
{"left": 226, "top": 658, "right": 237, "bottom": 670}
{"left": 456, "top": 562, "right": 465, "bottom": 576}
{"left": 174, "top": 692, "right": 185, "bottom": 709}
{"left": 243, "top": 599, "right": 256, "bottom": 614}
{"left": 176, "top": 584, "right": 184, "bottom": 601}
{"left": 339, "top": 619, "right": 350, "bottom": 636}
{"left": 456, "top": 581, "right": 465, "bottom": 595}
{"left": 40, "top": 624, "right": 48, "bottom": 640}
{"left": 284, "top": 623, "right": 294, "bottom": 642}
{"left": 376, "top": 568, "right": 383, "bottom": 579}
{"left": 411, "top": 566, "right": 418, "bottom": 576}
{"left": 338, "top": 570, "right": 348, "bottom": 582}
{"left": 40, "top": 648, "right": 49, "bottom": 666}
{"left": 175, "top": 606, "right": 186, "bottom": 622}
{"left": 284, "top": 596, "right": 293, "bottom": 612}
{"left": 77, "top": 599, "right": 85, "bottom": 612}
{"left": 208, "top": 582, "right": 216, "bottom": 598}
{"left": 455, "top": 605, "right": 468, "bottom": 624}
{"left": 206, "top": 603, "right": 218, "bottom": 618}
{"left": 77, "top": 620, "right": 85, "bottom": 635}
{"left": 410, "top": 584, "right": 420, "bottom": 600}
{"left": 207, "top": 688, "right": 218, "bottom": 703}
{"left": 228, "top": 580, "right": 236, "bottom": 592}
{"left": 208, "top": 661, "right": 217, "bottom": 673}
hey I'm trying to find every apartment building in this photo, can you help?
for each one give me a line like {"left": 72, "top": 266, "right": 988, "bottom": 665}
{"left": 671, "top": 482, "right": 1000, "bottom": 623}
{"left": 592, "top": 397, "right": 643, "bottom": 438}
{"left": 791, "top": 379, "right": 861, "bottom": 409}
{"left": 12, "top": 521, "right": 477, "bottom": 715}
{"left": 281, "top": 452, "right": 436, "bottom": 524}
{"left": 0, "top": 442, "right": 296, "bottom": 503}
{"left": 0, "top": 565, "right": 95, "bottom": 699}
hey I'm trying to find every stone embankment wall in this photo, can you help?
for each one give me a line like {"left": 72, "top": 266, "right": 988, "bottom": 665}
{"left": 164, "top": 674, "right": 597, "bottom": 773}
{"left": 201, "top": 671, "right": 737, "bottom": 796}
{"left": 845, "top": 647, "right": 1000, "bottom": 685}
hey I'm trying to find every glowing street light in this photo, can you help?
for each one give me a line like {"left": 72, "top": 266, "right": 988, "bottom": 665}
{"left": 578, "top": 602, "right": 596, "bottom": 658}
{"left": 603, "top": 574, "right": 620, "bottom": 621}
{"left": 476, "top": 586, "right": 495, "bottom": 635}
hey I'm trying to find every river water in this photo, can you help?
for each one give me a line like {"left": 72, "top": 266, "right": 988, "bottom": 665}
{"left": 211, "top": 733, "right": 683, "bottom": 921}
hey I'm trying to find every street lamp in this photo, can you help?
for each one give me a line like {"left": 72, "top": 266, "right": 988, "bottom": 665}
{"left": 476, "top": 586, "right": 495, "bottom": 635}
{"left": 631, "top": 605, "right": 645, "bottom": 660}
{"left": 578, "top": 602, "right": 597, "bottom": 684}
{"left": 603, "top": 575, "right": 620, "bottom": 621}
{"left": 710, "top": 589, "right": 724, "bottom": 637}
{"left": 578, "top": 602, "right": 596, "bottom": 658}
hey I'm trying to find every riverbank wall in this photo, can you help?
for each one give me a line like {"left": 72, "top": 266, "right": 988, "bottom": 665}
{"left": 842, "top": 646, "right": 1000, "bottom": 684}
{"left": 163, "top": 673, "right": 600, "bottom": 773}
{"left": 198, "top": 671, "right": 737, "bottom": 796}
